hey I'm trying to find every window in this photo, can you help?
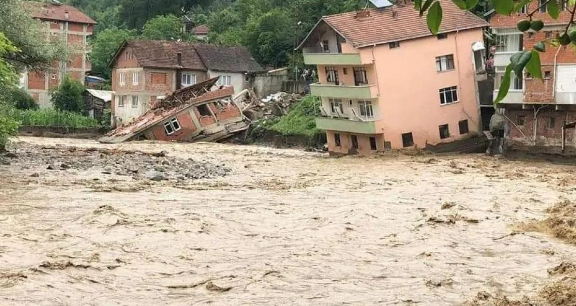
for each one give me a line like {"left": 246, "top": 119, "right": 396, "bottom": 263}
{"left": 217, "top": 75, "right": 232, "bottom": 86}
{"left": 439, "top": 124, "right": 450, "bottom": 139}
{"left": 544, "top": 71, "right": 552, "bottom": 79}
{"left": 559, "top": 0, "right": 568, "bottom": 10}
{"left": 402, "top": 133, "right": 414, "bottom": 147}
{"left": 389, "top": 41, "right": 400, "bottom": 49}
{"left": 519, "top": 4, "right": 528, "bottom": 13}
{"left": 517, "top": 115, "right": 526, "bottom": 126}
{"left": 353, "top": 67, "right": 368, "bottom": 85}
{"left": 545, "top": 31, "right": 553, "bottom": 39}
{"left": 182, "top": 73, "right": 196, "bottom": 87}
{"left": 351, "top": 135, "right": 359, "bottom": 149}
{"left": 369, "top": 137, "right": 377, "bottom": 150}
{"left": 512, "top": 72, "right": 523, "bottom": 90}
{"left": 325, "top": 67, "right": 339, "bottom": 84}
{"left": 118, "top": 96, "right": 125, "bottom": 107}
{"left": 334, "top": 133, "right": 341, "bottom": 147}
{"left": 131, "top": 96, "right": 138, "bottom": 108}
{"left": 343, "top": 68, "right": 348, "bottom": 75}
{"left": 197, "top": 104, "right": 211, "bottom": 116}
{"left": 528, "top": 32, "right": 534, "bottom": 38}
{"left": 540, "top": 0, "right": 547, "bottom": 12}
{"left": 132, "top": 72, "right": 139, "bottom": 85}
{"left": 51, "top": 74, "right": 57, "bottom": 80}
{"left": 358, "top": 100, "right": 374, "bottom": 118}
{"left": 437, "top": 33, "right": 448, "bottom": 39}
{"left": 322, "top": 40, "right": 330, "bottom": 53}
{"left": 119, "top": 72, "right": 126, "bottom": 86}
{"left": 126, "top": 51, "right": 134, "bottom": 60}
{"left": 494, "top": 31, "right": 523, "bottom": 52}
{"left": 436, "top": 54, "right": 455, "bottom": 72}
{"left": 164, "top": 118, "right": 182, "bottom": 135}
{"left": 329, "top": 98, "right": 343, "bottom": 116}
{"left": 548, "top": 117, "right": 556, "bottom": 129}
{"left": 459, "top": 120, "right": 469, "bottom": 134}
{"left": 439, "top": 86, "right": 458, "bottom": 105}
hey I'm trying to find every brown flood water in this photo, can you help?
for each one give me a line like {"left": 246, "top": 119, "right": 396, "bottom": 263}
{"left": 0, "top": 137, "right": 575, "bottom": 305}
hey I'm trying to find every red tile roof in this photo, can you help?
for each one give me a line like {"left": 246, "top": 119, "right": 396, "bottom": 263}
{"left": 27, "top": 2, "right": 96, "bottom": 24}
{"left": 126, "top": 40, "right": 207, "bottom": 71}
{"left": 303, "top": 0, "right": 488, "bottom": 48}
{"left": 192, "top": 25, "right": 210, "bottom": 35}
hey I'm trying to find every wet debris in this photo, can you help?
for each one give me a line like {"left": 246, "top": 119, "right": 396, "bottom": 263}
{"left": 205, "top": 281, "right": 232, "bottom": 292}
{"left": 235, "top": 90, "right": 302, "bottom": 121}
{"left": 39, "top": 261, "right": 91, "bottom": 270}
{"left": 548, "top": 262, "right": 576, "bottom": 276}
{"left": 425, "top": 278, "right": 454, "bottom": 288}
{"left": 517, "top": 199, "right": 576, "bottom": 245}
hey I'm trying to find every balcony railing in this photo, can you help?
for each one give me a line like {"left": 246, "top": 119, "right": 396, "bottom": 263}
{"left": 310, "top": 83, "right": 377, "bottom": 99}
{"left": 556, "top": 92, "right": 576, "bottom": 104}
{"left": 316, "top": 106, "right": 380, "bottom": 134}
{"left": 303, "top": 53, "right": 362, "bottom": 65}
{"left": 493, "top": 90, "right": 524, "bottom": 104}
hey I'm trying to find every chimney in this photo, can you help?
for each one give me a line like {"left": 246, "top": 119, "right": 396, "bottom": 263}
{"left": 177, "top": 52, "right": 182, "bottom": 66}
{"left": 64, "top": 10, "right": 69, "bottom": 20}
{"left": 392, "top": 5, "right": 399, "bottom": 18}
{"left": 355, "top": 10, "right": 371, "bottom": 19}
{"left": 176, "top": 52, "right": 183, "bottom": 90}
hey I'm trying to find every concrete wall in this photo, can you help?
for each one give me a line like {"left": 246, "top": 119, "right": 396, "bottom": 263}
{"left": 208, "top": 70, "right": 247, "bottom": 95}
{"left": 506, "top": 107, "right": 576, "bottom": 147}
{"left": 254, "top": 70, "right": 289, "bottom": 98}
{"left": 356, "top": 28, "right": 483, "bottom": 149}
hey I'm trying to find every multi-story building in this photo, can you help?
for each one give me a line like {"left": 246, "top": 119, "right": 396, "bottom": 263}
{"left": 109, "top": 40, "right": 264, "bottom": 126}
{"left": 298, "top": 0, "right": 488, "bottom": 155}
{"left": 22, "top": 1, "right": 95, "bottom": 107}
{"left": 490, "top": 1, "right": 576, "bottom": 149}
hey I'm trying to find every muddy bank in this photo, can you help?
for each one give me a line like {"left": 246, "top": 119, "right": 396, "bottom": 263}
{"left": 0, "top": 137, "right": 576, "bottom": 305}
{"left": 18, "top": 126, "right": 108, "bottom": 139}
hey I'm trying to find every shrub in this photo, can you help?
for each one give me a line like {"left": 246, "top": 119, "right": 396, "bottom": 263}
{"left": 270, "top": 95, "right": 322, "bottom": 137}
{"left": 0, "top": 115, "right": 19, "bottom": 151}
{"left": 9, "top": 87, "right": 38, "bottom": 110}
{"left": 51, "top": 76, "right": 85, "bottom": 113}
{"left": 1, "top": 108, "right": 100, "bottom": 129}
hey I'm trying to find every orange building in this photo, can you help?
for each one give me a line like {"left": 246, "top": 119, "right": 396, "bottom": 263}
{"left": 21, "top": 1, "right": 96, "bottom": 108}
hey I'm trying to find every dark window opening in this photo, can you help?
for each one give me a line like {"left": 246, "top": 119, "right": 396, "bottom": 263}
{"left": 459, "top": 120, "right": 469, "bottom": 135}
{"left": 164, "top": 122, "right": 174, "bottom": 135}
{"left": 369, "top": 137, "right": 377, "bottom": 150}
{"left": 389, "top": 41, "right": 400, "bottom": 49}
{"left": 351, "top": 135, "right": 359, "bottom": 149}
{"left": 343, "top": 68, "right": 348, "bottom": 75}
{"left": 437, "top": 33, "right": 448, "bottom": 39}
{"left": 540, "top": 0, "right": 547, "bottom": 12}
{"left": 322, "top": 40, "right": 330, "bottom": 53}
{"left": 197, "top": 104, "right": 211, "bottom": 116}
{"left": 402, "top": 133, "right": 414, "bottom": 147}
{"left": 517, "top": 115, "right": 526, "bottom": 126}
{"left": 545, "top": 31, "right": 553, "bottom": 39}
{"left": 548, "top": 117, "right": 556, "bottom": 129}
{"left": 439, "top": 124, "right": 450, "bottom": 139}
{"left": 353, "top": 67, "right": 368, "bottom": 86}
{"left": 545, "top": 71, "right": 552, "bottom": 79}
{"left": 334, "top": 133, "right": 341, "bottom": 147}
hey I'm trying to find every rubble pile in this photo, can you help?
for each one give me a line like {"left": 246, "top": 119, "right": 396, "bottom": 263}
{"left": 3, "top": 143, "right": 230, "bottom": 181}
{"left": 235, "top": 90, "right": 303, "bottom": 121}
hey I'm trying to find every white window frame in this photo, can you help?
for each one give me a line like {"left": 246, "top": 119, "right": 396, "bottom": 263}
{"left": 436, "top": 54, "right": 455, "bottom": 72}
{"left": 358, "top": 100, "right": 374, "bottom": 118}
{"left": 217, "top": 75, "right": 232, "bottom": 86}
{"left": 326, "top": 67, "right": 338, "bottom": 84}
{"left": 439, "top": 86, "right": 458, "bottom": 105}
{"left": 182, "top": 73, "right": 196, "bottom": 87}
{"left": 118, "top": 96, "right": 125, "bottom": 108}
{"left": 389, "top": 41, "right": 400, "bottom": 49}
{"left": 132, "top": 72, "right": 139, "bottom": 85}
{"left": 329, "top": 98, "right": 343, "bottom": 116}
{"left": 119, "top": 72, "right": 126, "bottom": 86}
{"left": 164, "top": 118, "right": 182, "bottom": 135}
{"left": 131, "top": 96, "right": 139, "bottom": 108}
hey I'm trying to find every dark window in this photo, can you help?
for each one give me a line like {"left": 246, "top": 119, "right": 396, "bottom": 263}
{"left": 164, "top": 118, "right": 182, "bottom": 136}
{"left": 197, "top": 104, "right": 211, "bottom": 116}
{"left": 353, "top": 67, "right": 368, "bottom": 85}
{"left": 545, "top": 31, "right": 553, "bottom": 39}
{"left": 439, "top": 124, "right": 450, "bottom": 139}
{"left": 545, "top": 71, "right": 552, "bottom": 79}
{"left": 540, "top": 0, "right": 547, "bottom": 12}
{"left": 439, "top": 86, "right": 458, "bottom": 104}
{"left": 389, "top": 41, "right": 400, "bottom": 49}
{"left": 437, "top": 33, "right": 448, "bottom": 39}
{"left": 517, "top": 115, "right": 526, "bottom": 126}
{"left": 402, "top": 133, "right": 414, "bottom": 147}
{"left": 369, "top": 137, "right": 377, "bottom": 150}
{"left": 343, "top": 68, "right": 348, "bottom": 75}
{"left": 351, "top": 135, "right": 359, "bottom": 149}
{"left": 322, "top": 40, "right": 330, "bottom": 53}
{"left": 334, "top": 133, "right": 341, "bottom": 147}
{"left": 528, "top": 32, "right": 534, "bottom": 38}
{"left": 436, "top": 54, "right": 455, "bottom": 72}
{"left": 164, "top": 122, "right": 174, "bottom": 135}
{"left": 325, "top": 67, "right": 339, "bottom": 85}
{"left": 548, "top": 117, "right": 556, "bottom": 129}
{"left": 459, "top": 120, "right": 469, "bottom": 134}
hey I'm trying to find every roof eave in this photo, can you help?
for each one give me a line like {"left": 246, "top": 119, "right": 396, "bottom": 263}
{"left": 296, "top": 18, "right": 353, "bottom": 51}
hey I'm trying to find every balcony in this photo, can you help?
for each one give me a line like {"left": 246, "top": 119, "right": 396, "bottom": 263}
{"left": 303, "top": 53, "right": 362, "bottom": 66}
{"left": 310, "top": 83, "right": 377, "bottom": 99}
{"left": 494, "top": 52, "right": 516, "bottom": 67}
{"left": 556, "top": 92, "right": 576, "bottom": 104}
{"left": 316, "top": 117, "right": 378, "bottom": 134}
{"left": 493, "top": 90, "right": 524, "bottom": 104}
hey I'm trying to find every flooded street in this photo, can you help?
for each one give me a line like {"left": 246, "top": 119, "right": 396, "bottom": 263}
{"left": 1, "top": 137, "right": 576, "bottom": 305}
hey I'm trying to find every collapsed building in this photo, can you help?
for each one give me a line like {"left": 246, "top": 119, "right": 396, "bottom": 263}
{"left": 98, "top": 78, "right": 250, "bottom": 144}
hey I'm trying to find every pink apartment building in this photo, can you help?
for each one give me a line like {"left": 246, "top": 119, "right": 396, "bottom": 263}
{"left": 298, "top": 0, "right": 489, "bottom": 155}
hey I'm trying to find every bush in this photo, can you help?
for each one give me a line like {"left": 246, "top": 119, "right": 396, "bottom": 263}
{"left": 0, "top": 115, "right": 19, "bottom": 151}
{"left": 270, "top": 95, "right": 322, "bottom": 137}
{"left": 1, "top": 108, "right": 101, "bottom": 129}
{"left": 51, "top": 76, "right": 85, "bottom": 113}
{"left": 9, "top": 87, "right": 38, "bottom": 110}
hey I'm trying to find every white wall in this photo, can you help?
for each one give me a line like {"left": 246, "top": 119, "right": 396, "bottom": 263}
{"left": 113, "top": 94, "right": 151, "bottom": 125}
{"left": 208, "top": 70, "right": 248, "bottom": 95}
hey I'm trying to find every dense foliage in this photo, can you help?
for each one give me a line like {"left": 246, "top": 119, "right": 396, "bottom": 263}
{"left": 8, "top": 87, "right": 39, "bottom": 110}
{"left": 271, "top": 96, "right": 322, "bottom": 137}
{"left": 51, "top": 76, "right": 86, "bottom": 113}
{"left": 2, "top": 108, "right": 101, "bottom": 128}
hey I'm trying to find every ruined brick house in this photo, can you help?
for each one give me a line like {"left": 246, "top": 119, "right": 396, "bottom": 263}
{"left": 109, "top": 40, "right": 264, "bottom": 126}
{"left": 21, "top": 1, "right": 95, "bottom": 108}
{"left": 490, "top": 1, "right": 576, "bottom": 149}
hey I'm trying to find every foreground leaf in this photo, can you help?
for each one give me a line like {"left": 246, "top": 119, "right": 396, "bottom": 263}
{"left": 548, "top": 0, "right": 560, "bottom": 19}
{"left": 420, "top": 0, "right": 434, "bottom": 16}
{"left": 427, "top": 2, "right": 442, "bottom": 34}
{"left": 526, "top": 50, "right": 543, "bottom": 79}
{"left": 494, "top": 64, "right": 514, "bottom": 106}
{"left": 466, "top": 0, "right": 480, "bottom": 9}
{"left": 490, "top": 0, "right": 514, "bottom": 15}
{"left": 451, "top": 0, "right": 467, "bottom": 9}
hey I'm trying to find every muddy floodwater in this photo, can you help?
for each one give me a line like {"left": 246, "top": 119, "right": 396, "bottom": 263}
{"left": 1, "top": 137, "right": 576, "bottom": 305}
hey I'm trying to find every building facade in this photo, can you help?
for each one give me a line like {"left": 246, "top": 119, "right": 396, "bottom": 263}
{"left": 490, "top": 1, "right": 576, "bottom": 149}
{"left": 299, "top": 0, "right": 488, "bottom": 155}
{"left": 109, "top": 41, "right": 263, "bottom": 126}
{"left": 22, "top": 2, "right": 95, "bottom": 108}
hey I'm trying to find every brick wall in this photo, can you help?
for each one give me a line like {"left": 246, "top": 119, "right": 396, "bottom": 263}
{"left": 150, "top": 111, "right": 198, "bottom": 141}
{"left": 68, "top": 23, "right": 84, "bottom": 32}
{"left": 28, "top": 71, "right": 45, "bottom": 90}
{"left": 490, "top": 2, "right": 573, "bottom": 28}
{"left": 145, "top": 70, "right": 175, "bottom": 93}
{"left": 507, "top": 107, "right": 576, "bottom": 145}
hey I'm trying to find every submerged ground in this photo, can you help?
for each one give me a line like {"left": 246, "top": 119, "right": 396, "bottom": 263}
{"left": 0, "top": 137, "right": 575, "bottom": 305}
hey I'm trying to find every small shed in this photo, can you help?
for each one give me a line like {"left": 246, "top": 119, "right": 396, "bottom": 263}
{"left": 84, "top": 89, "right": 112, "bottom": 120}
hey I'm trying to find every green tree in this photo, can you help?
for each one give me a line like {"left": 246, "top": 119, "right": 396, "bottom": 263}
{"left": 9, "top": 87, "right": 38, "bottom": 110}
{"left": 244, "top": 9, "right": 294, "bottom": 67}
{"left": 0, "top": 33, "right": 20, "bottom": 151}
{"left": 90, "top": 28, "right": 136, "bottom": 78}
{"left": 120, "top": 0, "right": 211, "bottom": 30}
{"left": 142, "top": 14, "right": 186, "bottom": 41}
{"left": 51, "top": 76, "right": 86, "bottom": 113}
